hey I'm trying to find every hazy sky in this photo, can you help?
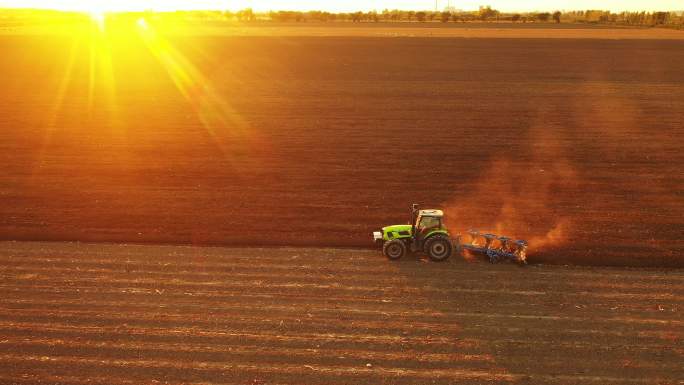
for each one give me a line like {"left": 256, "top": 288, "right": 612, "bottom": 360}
{"left": 1, "top": 0, "right": 682, "bottom": 12}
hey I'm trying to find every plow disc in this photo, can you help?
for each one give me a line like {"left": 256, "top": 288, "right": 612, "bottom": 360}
{"left": 456, "top": 230, "right": 528, "bottom": 264}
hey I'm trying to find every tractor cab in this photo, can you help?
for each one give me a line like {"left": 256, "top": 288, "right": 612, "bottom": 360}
{"left": 414, "top": 209, "right": 445, "bottom": 240}
{"left": 412, "top": 208, "right": 446, "bottom": 246}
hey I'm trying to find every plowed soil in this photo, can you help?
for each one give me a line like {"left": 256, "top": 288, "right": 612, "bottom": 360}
{"left": 0, "top": 241, "right": 682, "bottom": 384}
{"left": 0, "top": 23, "right": 682, "bottom": 266}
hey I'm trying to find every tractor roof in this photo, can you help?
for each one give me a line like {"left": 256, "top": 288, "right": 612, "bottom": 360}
{"left": 419, "top": 209, "right": 443, "bottom": 217}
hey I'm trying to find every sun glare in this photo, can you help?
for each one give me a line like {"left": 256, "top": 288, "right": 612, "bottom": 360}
{"left": 88, "top": 9, "right": 106, "bottom": 29}
{"left": 1, "top": 0, "right": 237, "bottom": 13}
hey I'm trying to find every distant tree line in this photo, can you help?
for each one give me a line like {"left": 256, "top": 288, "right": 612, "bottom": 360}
{"left": 247, "top": 7, "right": 684, "bottom": 28}
{"left": 1, "top": 8, "right": 682, "bottom": 29}
{"left": 562, "top": 10, "right": 678, "bottom": 26}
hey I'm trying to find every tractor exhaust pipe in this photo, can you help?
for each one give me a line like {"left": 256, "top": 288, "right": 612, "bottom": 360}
{"left": 411, "top": 203, "right": 420, "bottom": 233}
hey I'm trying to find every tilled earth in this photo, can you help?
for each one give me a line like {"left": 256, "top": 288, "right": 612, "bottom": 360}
{"left": 0, "top": 24, "right": 682, "bottom": 267}
{"left": 0, "top": 241, "right": 682, "bottom": 384}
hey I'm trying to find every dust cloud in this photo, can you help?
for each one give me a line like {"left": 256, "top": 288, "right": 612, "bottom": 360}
{"left": 443, "top": 122, "right": 581, "bottom": 257}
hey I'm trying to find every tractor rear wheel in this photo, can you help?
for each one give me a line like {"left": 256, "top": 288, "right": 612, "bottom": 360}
{"left": 383, "top": 240, "right": 407, "bottom": 260}
{"left": 425, "top": 235, "right": 452, "bottom": 262}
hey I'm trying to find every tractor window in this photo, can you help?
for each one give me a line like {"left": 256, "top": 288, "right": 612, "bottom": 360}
{"left": 417, "top": 216, "right": 440, "bottom": 232}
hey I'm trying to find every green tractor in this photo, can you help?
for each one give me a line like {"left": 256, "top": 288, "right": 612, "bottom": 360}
{"left": 372, "top": 204, "right": 453, "bottom": 261}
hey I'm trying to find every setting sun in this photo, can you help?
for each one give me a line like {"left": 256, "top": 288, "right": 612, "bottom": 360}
{"left": 87, "top": 8, "right": 106, "bottom": 28}
{"left": 0, "top": 0, "right": 233, "bottom": 12}
{"left": 0, "top": 0, "right": 222, "bottom": 12}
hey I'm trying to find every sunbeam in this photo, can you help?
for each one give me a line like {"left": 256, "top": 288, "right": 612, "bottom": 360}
{"left": 136, "top": 17, "right": 252, "bottom": 160}
{"left": 30, "top": 34, "right": 81, "bottom": 182}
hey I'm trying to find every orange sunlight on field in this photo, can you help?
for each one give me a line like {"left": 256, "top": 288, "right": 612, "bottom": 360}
{"left": 37, "top": 13, "right": 257, "bottom": 171}
{"left": 1, "top": 9, "right": 682, "bottom": 267}
{"left": 134, "top": 18, "right": 253, "bottom": 157}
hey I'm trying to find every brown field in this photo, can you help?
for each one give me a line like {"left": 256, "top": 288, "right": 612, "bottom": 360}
{"left": 0, "top": 22, "right": 683, "bottom": 266}
{"left": 0, "top": 241, "right": 682, "bottom": 384}
{"left": 153, "top": 22, "right": 684, "bottom": 40}
{"left": 5, "top": 20, "right": 684, "bottom": 39}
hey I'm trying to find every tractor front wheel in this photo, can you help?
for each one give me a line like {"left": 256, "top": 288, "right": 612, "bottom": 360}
{"left": 425, "top": 235, "right": 452, "bottom": 262}
{"left": 383, "top": 240, "right": 407, "bottom": 260}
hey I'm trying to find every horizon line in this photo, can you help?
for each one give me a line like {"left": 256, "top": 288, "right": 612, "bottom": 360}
{"left": 1, "top": 6, "right": 683, "bottom": 14}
